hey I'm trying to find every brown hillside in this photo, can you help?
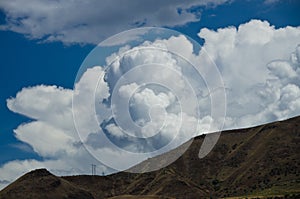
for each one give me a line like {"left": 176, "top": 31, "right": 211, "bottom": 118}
{"left": 1, "top": 116, "right": 300, "bottom": 198}
{"left": 0, "top": 169, "right": 93, "bottom": 199}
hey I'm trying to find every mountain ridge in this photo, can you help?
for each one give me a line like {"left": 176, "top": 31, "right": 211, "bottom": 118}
{"left": 1, "top": 116, "right": 300, "bottom": 198}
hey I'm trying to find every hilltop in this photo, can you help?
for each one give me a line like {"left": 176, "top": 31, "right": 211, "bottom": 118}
{"left": 1, "top": 116, "right": 299, "bottom": 198}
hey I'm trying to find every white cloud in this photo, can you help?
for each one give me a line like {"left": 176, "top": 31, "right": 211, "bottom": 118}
{"left": 199, "top": 20, "right": 300, "bottom": 94}
{"left": 2, "top": 20, "right": 300, "bottom": 190}
{"left": 105, "top": 124, "right": 124, "bottom": 138}
{"left": 5, "top": 84, "right": 84, "bottom": 160}
{"left": 267, "top": 60, "right": 297, "bottom": 79}
{"left": 1, "top": 32, "right": 218, "bottom": 186}
{"left": 131, "top": 88, "right": 175, "bottom": 109}
{"left": 10, "top": 143, "right": 33, "bottom": 153}
{"left": 7, "top": 85, "right": 73, "bottom": 131}
{"left": 198, "top": 20, "right": 300, "bottom": 128}
{"left": 0, "top": 0, "right": 230, "bottom": 45}
{"left": 73, "top": 66, "right": 110, "bottom": 138}
{"left": 1, "top": 69, "right": 112, "bottom": 190}
{"left": 119, "top": 83, "right": 139, "bottom": 99}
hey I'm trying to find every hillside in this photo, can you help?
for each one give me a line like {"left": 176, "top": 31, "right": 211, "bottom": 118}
{"left": 0, "top": 169, "right": 93, "bottom": 199}
{"left": 0, "top": 116, "right": 299, "bottom": 198}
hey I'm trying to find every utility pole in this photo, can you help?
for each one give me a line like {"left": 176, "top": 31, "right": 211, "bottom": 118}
{"left": 91, "top": 164, "right": 96, "bottom": 175}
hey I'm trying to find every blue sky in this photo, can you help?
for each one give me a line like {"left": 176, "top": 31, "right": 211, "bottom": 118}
{"left": 0, "top": 0, "right": 300, "bottom": 188}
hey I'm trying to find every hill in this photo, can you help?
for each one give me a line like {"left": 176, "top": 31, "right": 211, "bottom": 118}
{"left": 0, "top": 168, "right": 93, "bottom": 199}
{"left": 1, "top": 116, "right": 299, "bottom": 198}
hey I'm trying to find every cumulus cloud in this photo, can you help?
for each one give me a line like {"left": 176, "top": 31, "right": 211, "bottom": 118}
{"left": 1, "top": 31, "right": 217, "bottom": 188}
{"left": 199, "top": 19, "right": 300, "bottom": 127}
{"left": 267, "top": 60, "right": 297, "bottom": 79}
{"left": 0, "top": 0, "right": 230, "bottom": 45}
{"left": 6, "top": 85, "right": 78, "bottom": 158}
{"left": 1, "top": 20, "right": 300, "bottom": 190}
{"left": 7, "top": 85, "right": 73, "bottom": 130}
{"left": 1, "top": 71, "right": 112, "bottom": 190}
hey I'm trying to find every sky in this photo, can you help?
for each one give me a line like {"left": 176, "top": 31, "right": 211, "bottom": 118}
{"left": 0, "top": 0, "right": 300, "bottom": 189}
